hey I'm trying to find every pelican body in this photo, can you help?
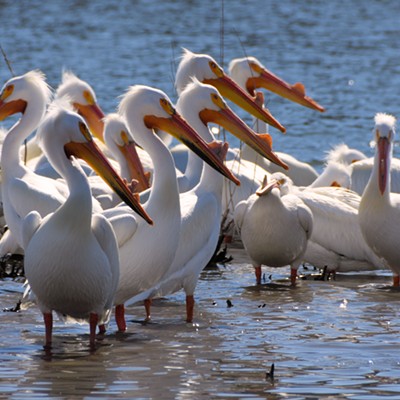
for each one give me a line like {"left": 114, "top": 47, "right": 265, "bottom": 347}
{"left": 359, "top": 113, "right": 399, "bottom": 286}
{"left": 104, "top": 85, "right": 238, "bottom": 331}
{"left": 235, "top": 177, "right": 313, "bottom": 285}
{"left": 22, "top": 103, "right": 150, "bottom": 348}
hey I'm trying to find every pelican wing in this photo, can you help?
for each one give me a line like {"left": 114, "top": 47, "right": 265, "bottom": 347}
{"left": 234, "top": 198, "right": 252, "bottom": 232}
{"left": 10, "top": 176, "right": 66, "bottom": 219}
{"left": 21, "top": 211, "right": 42, "bottom": 249}
{"left": 92, "top": 214, "right": 120, "bottom": 316}
{"left": 104, "top": 212, "right": 138, "bottom": 248}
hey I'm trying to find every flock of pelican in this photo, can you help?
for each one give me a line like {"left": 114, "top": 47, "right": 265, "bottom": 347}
{"left": 0, "top": 48, "right": 397, "bottom": 349}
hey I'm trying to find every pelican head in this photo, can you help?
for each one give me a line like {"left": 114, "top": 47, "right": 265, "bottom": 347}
{"left": 119, "top": 85, "right": 240, "bottom": 185}
{"left": 229, "top": 56, "right": 325, "bottom": 112}
{"left": 104, "top": 113, "right": 150, "bottom": 192}
{"left": 0, "top": 70, "right": 51, "bottom": 121}
{"left": 325, "top": 143, "right": 367, "bottom": 165}
{"left": 178, "top": 79, "right": 287, "bottom": 170}
{"left": 269, "top": 172, "right": 294, "bottom": 196}
{"left": 37, "top": 99, "right": 153, "bottom": 224}
{"left": 56, "top": 70, "right": 106, "bottom": 142}
{"left": 175, "top": 49, "right": 286, "bottom": 133}
{"left": 373, "top": 112, "right": 396, "bottom": 195}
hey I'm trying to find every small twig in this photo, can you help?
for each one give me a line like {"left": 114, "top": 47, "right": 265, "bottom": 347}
{"left": 0, "top": 45, "right": 15, "bottom": 76}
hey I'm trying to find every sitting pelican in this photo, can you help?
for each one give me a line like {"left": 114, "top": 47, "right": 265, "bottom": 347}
{"left": 359, "top": 113, "right": 400, "bottom": 286}
{"left": 272, "top": 172, "right": 387, "bottom": 276}
{"left": 22, "top": 102, "right": 151, "bottom": 348}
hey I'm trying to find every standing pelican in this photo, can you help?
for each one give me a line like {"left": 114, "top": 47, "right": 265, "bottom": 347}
{"left": 22, "top": 103, "right": 151, "bottom": 348}
{"left": 359, "top": 113, "right": 399, "bottom": 286}
{"left": 173, "top": 50, "right": 289, "bottom": 241}
{"left": 103, "top": 85, "right": 239, "bottom": 331}
{"left": 235, "top": 175, "right": 313, "bottom": 285}
{"left": 0, "top": 71, "right": 67, "bottom": 250}
{"left": 128, "top": 80, "right": 286, "bottom": 322}
{"left": 0, "top": 72, "right": 141, "bottom": 255}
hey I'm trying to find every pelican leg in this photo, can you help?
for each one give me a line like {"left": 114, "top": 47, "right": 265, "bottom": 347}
{"left": 98, "top": 324, "right": 106, "bottom": 334}
{"left": 89, "top": 313, "right": 98, "bottom": 347}
{"left": 43, "top": 312, "right": 53, "bottom": 349}
{"left": 144, "top": 298, "right": 152, "bottom": 321}
{"left": 393, "top": 274, "right": 399, "bottom": 287}
{"left": 290, "top": 268, "right": 297, "bottom": 286}
{"left": 115, "top": 304, "right": 127, "bottom": 332}
{"left": 186, "top": 295, "right": 195, "bottom": 323}
{"left": 255, "top": 265, "right": 262, "bottom": 284}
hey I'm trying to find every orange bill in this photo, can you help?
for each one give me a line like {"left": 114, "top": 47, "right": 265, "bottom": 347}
{"left": 64, "top": 122, "right": 153, "bottom": 225}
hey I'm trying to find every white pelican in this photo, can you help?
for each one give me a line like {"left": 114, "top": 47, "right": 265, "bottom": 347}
{"left": 103, "top": 85, "right": 238, "bottom": 331}
{"left": 359, "top": 113, "right": 400, "bottom": 286}
{"left": 228, "top": 56, "right": 324, "bottom": 185}
{"left": 234, "top": 175, "right": 313, "bottom": 285}
{"left": 175, "top": 48, "right": 287, "bottom": 134}
{"left": 0, "top": 71, "right": 67, "bottom": 250}
{"left": 127, "top": 79, "right": 284, "bottom": 322}
{"left": 24, "top": 70, "right": 107, "bottom": 172}
{"left": 0, "top": 72, "right": 150, "bottom": 255}
{"left": 22, "top": 103, "right": 150, "bottom": 348}
{"left": 319, "top": 143, "right": 400, "bottom": 195}
{"left": 325, "top": 143, "right": 367, "bottom": 165}
{"left": 228, "top": 56, "right": 325, "bottom": 112}
{"left": 55, "top": 70, "right": 106, "bottom": 142}
{"left": 173, "top": 50, "right": 289, "bottom": 240}
{"left": 272, "top": 172, "right": 387, "bottom": 275}
{"left": 89, "top": 113, "right": 151, "bottom": 209}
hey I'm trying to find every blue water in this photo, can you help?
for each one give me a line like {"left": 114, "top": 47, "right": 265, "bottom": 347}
{"left": 2, "top": 0, "right": 400, "bottom": 166}
{"left": 2, "top": 1, "right": 400, "bottom": 398}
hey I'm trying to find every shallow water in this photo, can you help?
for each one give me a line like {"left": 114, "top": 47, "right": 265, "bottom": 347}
{"left": 1, "top": 0, "right": 400, "bottom": 398}
{"left": 1, "top": 246, "right": 400, "bottom": 399}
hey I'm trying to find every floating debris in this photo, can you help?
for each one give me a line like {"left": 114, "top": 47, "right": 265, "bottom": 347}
{"left": 265, "top": 363, "right": 275, "bottom": 381}
{"left": 226, "top": 299, "right": 233, "bottom": 308}
{"left": 3, "top": 299, "right": 21, "bottom": 313}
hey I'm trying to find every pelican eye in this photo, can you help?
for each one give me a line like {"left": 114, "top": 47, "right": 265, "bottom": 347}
{"left": 250, "top": 62, "right": 263, "bottom": 74}
{"left": 0, "top": 84, "right": 14, "bottom": 100}
{"left": 160, "top": 98, "right": 175, "bottom": 115}
{"left": 120, "top": 130, "right": 130, "bottom": 145}
{"left": 209, "top": 61, "right": 224, "bottom": 78}
{"left": 211, "top": 92, "right": 226, "bottom": 109}
{"left": 78, "top": 121, "right": 93, "bottom": 141}
{"left": 83, "top": 90, "right": 95, "bottom": 105}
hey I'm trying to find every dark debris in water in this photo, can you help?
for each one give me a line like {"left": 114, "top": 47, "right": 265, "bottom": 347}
{"left": 204, "top": 234, "right": 234, "bottom": 270}
{"left": 226, "top": 299, "right": 233, "bottom": 308}
{"left": 265, "top": 363, "right": 275, "bottom": 381}
{"left": 0, "top": 253, "right": 24, "bottom": 279}
{"left": 3, "top": 299, "right": 21, "bottom": 313}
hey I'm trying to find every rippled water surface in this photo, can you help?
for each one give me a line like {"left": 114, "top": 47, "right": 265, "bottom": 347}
{"left": 1, "top": 0, "right": 400, "bottom": 398}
